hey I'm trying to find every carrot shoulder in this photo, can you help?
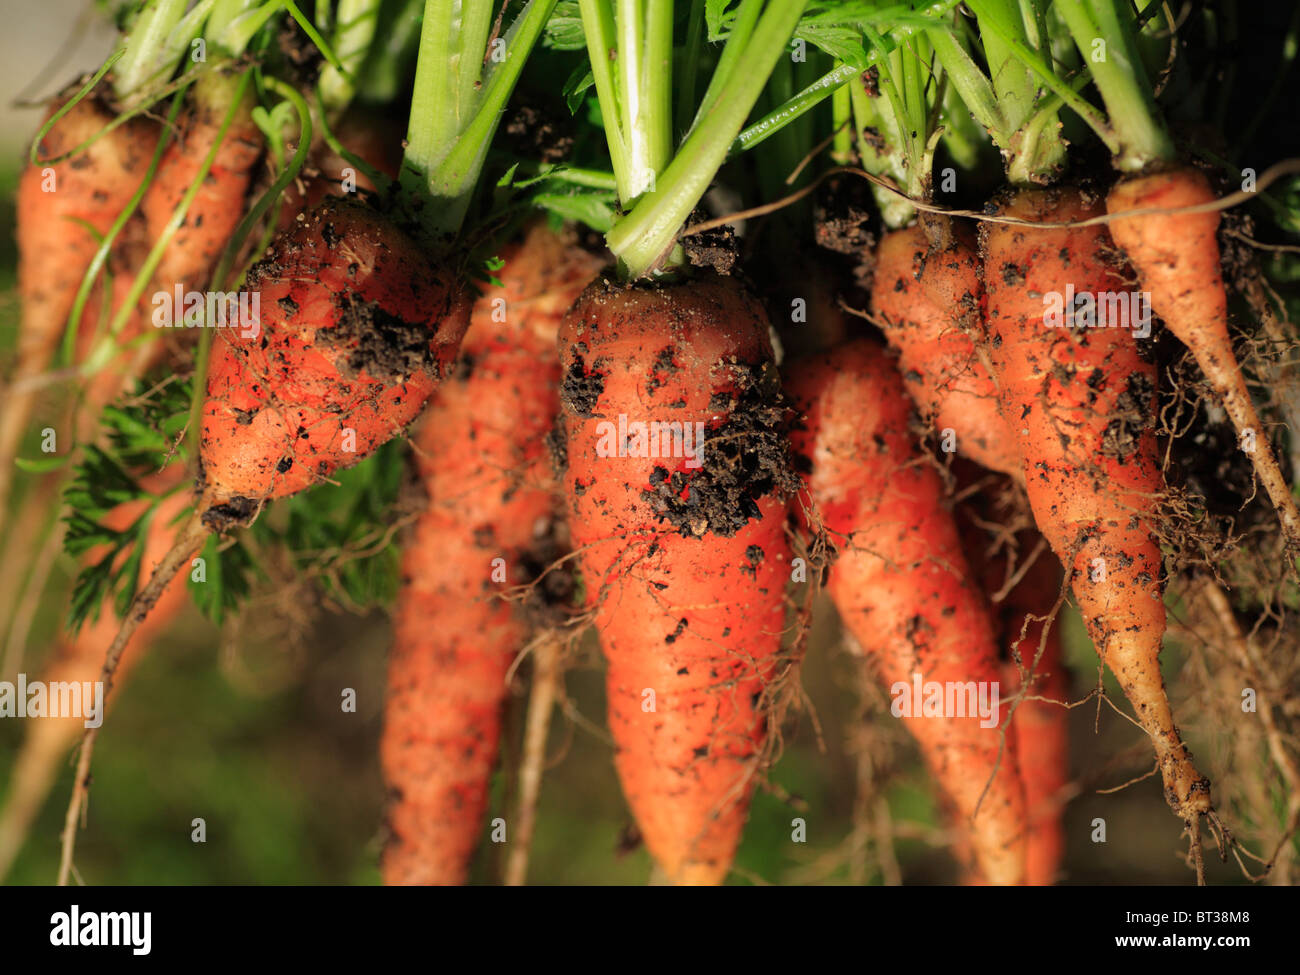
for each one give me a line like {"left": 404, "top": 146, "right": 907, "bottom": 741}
{"left": 872, "top": 226, "right": 1021, "bottom": 479}
{"left": 198, "top": 197, "right": 469, "bottom": 528}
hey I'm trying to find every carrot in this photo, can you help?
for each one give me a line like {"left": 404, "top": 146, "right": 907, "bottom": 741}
{"left": 198, "top": 197, "right": 469, "bottom": 524}
{"left": 54, "top": 0, "right": 556, "bottom": 885}
{"left": 381, "top": 225, "right": 600, "bottom": 885}
{"left": 785, "top": 337, "right": 1027, "bottom": 885}
{"left": 981, "top": 185, "right": 1211, "bottom": 822}
{"left": 55, "top": 196, "right": 471, "bottom": 884}
{"left": 1002, "top": 572, "right": 1069, "bottom": 887}
{"left": 557, "top": 272, "right": 793, "bottom": 885}
{"left": 1, "top": 92, "right": 156, "bottom": 530}
{"left": 1107, "top": 166, "right": 1300, "bottom": 556}
{"left": 141, "top": 74, "right": 263, "bottom": 296}
{"left": 0, "top": 474, "right": 189, "bottom": 881}
{"left": 954, "top": 476, "right": 1070, "bottom": 887}
{"left": 872, "top": 223, "right": 1021, "bottom": 480}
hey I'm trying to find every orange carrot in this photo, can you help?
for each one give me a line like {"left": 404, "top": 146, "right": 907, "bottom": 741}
{"left": 1107, "top": 166, "right": 1300, "bottom": 555}
{"left": 955, "top": 479, "right": 1070, "bottom": 887}
{"left": 982, "top": 185, "right": 1210, "bottom": 821}
{"left": 557, "top": 272, "right": 793, "bottom": 885}
{"left": 198, "top": 197, "right": 469, "bottom": 526}
{"left": 381, "top": 225, "right": 600, "bottom": 885}
{"left": 1002, "top": 573, "right": 1069, "bottom": 887}
{"left": 0, "top": 473, "right": 189, "bottom": 880}
{"left": 2, "top": 92, "right": 156, "bottom": 528}
{"left": 141, "top": 75, "right": 262, "bottom": 296}
{"left": 872, "top": 224, "right": 1021, "bottom": 479}
{"left": 786, "top": 337, "right": 1027, "bottom": 885}
{"left": 57, "top": 195, "right": 472, "bottom": 885}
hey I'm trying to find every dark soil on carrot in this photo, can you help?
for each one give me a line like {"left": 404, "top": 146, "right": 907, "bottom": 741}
{"left": 638, "top": 360, "right": 794, "bottom": 538}
{"left": 328, "top": 294, "right": 435, "bottom": 381}
{"left": 682, "top": 223, "right": 738, "bottom": 274}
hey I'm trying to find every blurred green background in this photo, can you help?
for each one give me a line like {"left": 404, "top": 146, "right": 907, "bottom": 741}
{"left": 0, "top": 1, "right": 1294, "bottom": 886}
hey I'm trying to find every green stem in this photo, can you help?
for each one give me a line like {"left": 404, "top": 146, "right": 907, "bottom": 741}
{"left": 318, "top": 0, "right": 384, "bottom": 113}
{"left": 114, "top": 0, "right": 192, "bottom": 102}
{"left": 849, "top": 56, "right": 912, "bottom": 228}
{"left": 945, "top": 0, "right": 1074, "bottom": 183}
{"left": 606, "top": 0, "right": 807, "bottom": 278}
{"left": 928, "top": 24, "right": 1008, "bottom": 146}
{"left": 676, "top": 0, "right": 706, "bottom": 139}
{"left": 732, "top": 60, "right": 859, "bottom": 155}
{"left": 830, "top": 81, "right": 852, "bottom": 164}
{"left": 535, "top": 165, "right": 620, "bottom": 190}
{"left": 401, "top": 0, "right": 460, "bottom": 200}
{"left": 578, "top": 0, "right": 629, "bottom": 196}
{"left": 1055, "top": 0, "right": 1174, "bottom": 170}
{"left": 643, "top": 0, "right": 675, "bottom": 190}
{"left": 420, "top": 0, "right": 559, "bottom": 235}
{"left": 937, "top": 70, "right": 986, "bottom": 171}
{"left": 686, "top": 0, "right": 763, "bottom": 138}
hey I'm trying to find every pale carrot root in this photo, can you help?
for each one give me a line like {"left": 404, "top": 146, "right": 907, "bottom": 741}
{"left": 1004, "top": 615, "right": 1069, "bottom": 885}
{"left": 1107, "top": 167, "right": 1300, "bottom": 558}
{"left": 503, "top": 631, "right": 563, "bottom": 887}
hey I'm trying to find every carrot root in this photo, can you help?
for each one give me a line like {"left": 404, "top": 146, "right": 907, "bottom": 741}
{"left": 1107, "top": 167, "right": 1300, "bottom": 560}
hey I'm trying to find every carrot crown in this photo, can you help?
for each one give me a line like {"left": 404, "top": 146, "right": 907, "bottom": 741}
{"left": 581, "top": 0, "right": 810, "bottom": 279}
{"left": 927, "top": 0, "right": 1072, "bottom": 186}
{"left": 399, "top": 0, "right": 560, "bottom": 240}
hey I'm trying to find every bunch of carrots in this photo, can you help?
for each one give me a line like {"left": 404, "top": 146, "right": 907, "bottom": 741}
{"left": 1, "top": 0, "right": 1297, "bottom": 887}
